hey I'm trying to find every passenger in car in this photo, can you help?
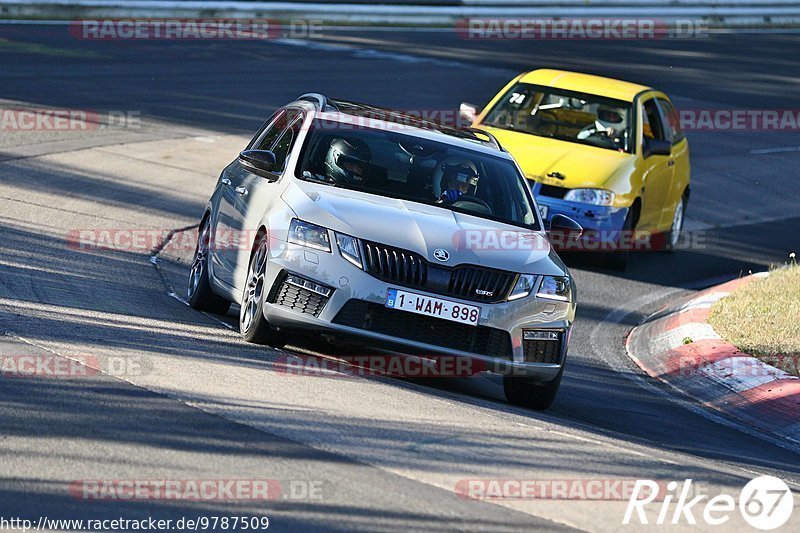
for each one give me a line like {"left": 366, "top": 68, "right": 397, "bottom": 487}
{"left": 437, "top": 162, "right": 480, "bottom": 204}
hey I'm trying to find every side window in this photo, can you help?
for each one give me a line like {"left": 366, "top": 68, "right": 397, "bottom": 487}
{"left": 246, "top": 110, "right": 281, "bottom": 149}
{"left": 253, "top": 111, "right": 288, "bottom": 151}
{"left": 657, "top": 98, "right": 685, "bottom": 145}
{"left": 642, "top": 99, "right": 666, "bottom": 142}
{"left": 271, "top": 118, "right": 302, "bottom": 173}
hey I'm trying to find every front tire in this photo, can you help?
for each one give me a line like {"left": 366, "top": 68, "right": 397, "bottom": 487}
{"left": 240, "top": 235, "right": 286, "bottom": 348}
{"left": 665, "top": 196, "right": 686, "bottom": 252}
{"left": 188, "top": 217, "right": 231, "bottom": 315}
{"left": 503, "top": 367, "right": 564, "bottom": 410}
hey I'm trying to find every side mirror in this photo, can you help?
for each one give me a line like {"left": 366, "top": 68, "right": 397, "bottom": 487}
{"left": 548, "top": 214, "right": 583, "bottom": 244}
{"left": 459, "top": 102, "right": 480, "bottom": 127}
{"left": 239, "top": 149, "right": 277, "bottom": 178}
{"left": 643, "top": 138, "right": 671, "bottom": 158}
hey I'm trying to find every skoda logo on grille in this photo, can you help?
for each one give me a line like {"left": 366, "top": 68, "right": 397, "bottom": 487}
{"left": 433, "top": 249, "right": 450, "bottom": 262}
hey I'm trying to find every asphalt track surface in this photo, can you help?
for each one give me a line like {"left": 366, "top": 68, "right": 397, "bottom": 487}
{"left": 1, "top": 24, "right": 799, "bottom": 531}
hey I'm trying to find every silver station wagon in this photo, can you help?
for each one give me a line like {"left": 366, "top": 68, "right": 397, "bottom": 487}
{"left": 188, "top": 94, "right": 582, "bottom": 409}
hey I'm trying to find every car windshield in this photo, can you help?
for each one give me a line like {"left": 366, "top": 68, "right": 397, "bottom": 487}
{"left": 483, "top": 83, "right": 634, "bottom": 153}
{"left": 295, "top": 119, "right": 540, "bottom": 230}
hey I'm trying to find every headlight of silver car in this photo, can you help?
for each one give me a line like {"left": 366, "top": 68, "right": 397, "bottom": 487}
{"left": 335, "top": 232, "right": 362, "bottom": 268}
{"left": 563, "top": 188, "right": 615, "bottom": 206}
{"left": 536, "top": 275, "right": 572, "bottom": 302}
{"left": 288, "top": 219, "right": 331, "bottom": 252}
{"left": 508, "top": 274, "right": 536, "bottom": 301}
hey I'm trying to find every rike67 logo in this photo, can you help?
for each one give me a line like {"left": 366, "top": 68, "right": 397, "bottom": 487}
{"left": 624, "top": 476, "right": 794, "bottom": 529}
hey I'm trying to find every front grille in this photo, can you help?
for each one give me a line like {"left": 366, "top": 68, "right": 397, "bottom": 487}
{"left": 523, "top": 333, "right": 563, "bottom": 364}
{"left": 363, "top": 241, "right": 428, "bottom": 288}
{"left": 447, "top": 267, "right": 516, "bottom": 303}
{"left": 537, "top": 184, "right": 568, "bottom": 199}
{"left": 362, "top": 241, "right": 516, "bottom": 303}
{"left": 333, "top": 300, "right": 513, "bottom": 358}
{"left": 269, "top": 273, "right": 329, "bottom": 317}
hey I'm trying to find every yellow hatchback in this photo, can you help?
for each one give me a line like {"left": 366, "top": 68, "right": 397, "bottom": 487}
{"left": 462, "top": 69, "right": 690, "bottom": 269}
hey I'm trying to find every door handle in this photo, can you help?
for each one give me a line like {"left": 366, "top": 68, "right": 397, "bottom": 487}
{"left": 235, "top": 186, "right": 249, "bottom": 196}
{"left": 668, "top": 159, "right": 675, "bottom": 167}
{"left": 221, "top": 178, "right": 231, "bottom": 186}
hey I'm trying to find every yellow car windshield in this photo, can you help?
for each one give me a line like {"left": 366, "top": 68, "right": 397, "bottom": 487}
{"left": 483, "top": 83, "right": 634, "bottom": 153}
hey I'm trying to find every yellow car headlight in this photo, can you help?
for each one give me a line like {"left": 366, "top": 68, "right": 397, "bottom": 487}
{"left": 564, "top": 189, "right": 615, "bottom": 206}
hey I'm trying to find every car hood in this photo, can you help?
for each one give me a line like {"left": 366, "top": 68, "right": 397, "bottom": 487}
{"left": 282, "top": 179, "right": 563, "bottom": 275}
{"left": 479, "top": 126, "right": 631, "bottom": 189}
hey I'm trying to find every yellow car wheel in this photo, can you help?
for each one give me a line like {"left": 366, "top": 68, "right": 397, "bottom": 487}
{"left": 665, "top": 197, "right": 687, "bottom": 252}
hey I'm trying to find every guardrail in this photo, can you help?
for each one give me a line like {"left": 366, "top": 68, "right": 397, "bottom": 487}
{"left": 2, "top": 0, "right": 800, "bottom": 26}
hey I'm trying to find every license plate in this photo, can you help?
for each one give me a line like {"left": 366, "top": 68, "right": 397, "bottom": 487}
{"left": 538, "top": 205, "right": 549, "bottom": 220}
{"left": 386, "top": 288, "right": 481, "bottom": 326}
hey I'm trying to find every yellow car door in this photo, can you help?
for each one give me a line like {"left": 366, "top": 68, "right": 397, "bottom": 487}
{"left": 655, "top": 96, "right": 691, "bottom": 230}
{"left": 637, "top": 95, "right": 675, "bottom": 233}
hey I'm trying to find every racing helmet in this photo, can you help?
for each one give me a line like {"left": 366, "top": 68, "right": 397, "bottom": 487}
{"left": 441, "top": 161, "right": 479, "bottom": 196}
{"left": 596, "top": 105, "right": 625, "bottom": 129}
{"left": 324, "top": 138, "right": 372, "bottom": 183}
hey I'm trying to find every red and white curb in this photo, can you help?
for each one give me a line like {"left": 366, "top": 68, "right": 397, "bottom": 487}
{"left": 627, "top": 273, "right": 800, "bottom": 446}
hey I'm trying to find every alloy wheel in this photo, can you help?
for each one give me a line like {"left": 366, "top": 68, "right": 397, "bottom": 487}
{"left": 240, "top": 240, "right": 268, "bottom": 333}
{"left": 670, "top": 198, "right": 684, "bottom": 249}
{"left": 188, "top": 221, "right": 210, "bottom": 299}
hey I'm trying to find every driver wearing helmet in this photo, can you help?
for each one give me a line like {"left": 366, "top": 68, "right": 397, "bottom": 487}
{"left": 324, "top": 138, "right": 372, "bottom": 184}
{"left": 577, "top": 105, "right": 626, "bottom": 142}
{"left": 437, "top": 162, "right": 480, "bottom": 204}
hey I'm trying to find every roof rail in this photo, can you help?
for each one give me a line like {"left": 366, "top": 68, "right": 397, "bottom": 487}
{"left": 297, "top": 93, "right": 338, "bottom": 112}
{"left": 465, "top": 127, "right": 503, "bottom": 151}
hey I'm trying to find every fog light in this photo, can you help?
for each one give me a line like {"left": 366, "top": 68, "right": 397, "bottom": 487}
{"left": 285, "top": 274, "right": 332, "bottom": 297}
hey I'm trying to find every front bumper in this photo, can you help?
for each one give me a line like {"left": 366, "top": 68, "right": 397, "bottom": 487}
{"left": 260, "top": 236, "right": 574, "bottom": 380}
{"left": 533, "top": 182, "right": 627, "bottom": 233}
{"left": 533, "top": 185, "right": 633, "bottom": 252}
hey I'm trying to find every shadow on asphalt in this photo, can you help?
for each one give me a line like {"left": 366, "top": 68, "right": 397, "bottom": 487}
{"left": 3, "top": 24, "right": 800, "bottom": 527}
{"left": 1, "top": 220, "right": 798, "bottom": 480}
{"left": 0, "top": 158, "right": 205, "bottom": 222}
{"left": 1, "top": 373, "right": 554, "bottom": 532}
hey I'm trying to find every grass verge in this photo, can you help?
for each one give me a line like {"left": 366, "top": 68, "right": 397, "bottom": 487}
{"left": 708, "top": 262, "right": 800, "bottom": 376}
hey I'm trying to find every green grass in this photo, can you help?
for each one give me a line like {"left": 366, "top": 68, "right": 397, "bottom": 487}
{"left": 708, "top": 261, "right": 800, "bottom": 376}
